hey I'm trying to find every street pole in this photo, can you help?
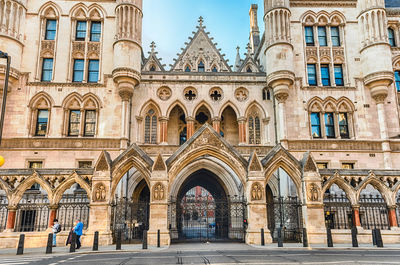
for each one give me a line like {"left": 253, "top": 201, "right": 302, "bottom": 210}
{"left": 0, "top": 52, "right": 10, "bottom": 147}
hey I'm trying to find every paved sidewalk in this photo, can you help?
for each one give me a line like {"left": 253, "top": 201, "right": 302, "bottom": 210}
{"left": 0, "top": 242, "right": 399, "bottom": 257}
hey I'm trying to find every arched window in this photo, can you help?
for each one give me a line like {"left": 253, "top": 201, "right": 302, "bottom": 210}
{"left": 246, "top": 66, "right": 253, "bottom": 73}
{"left": 198, "top": 61, "right": 205, "bottom": 72}
{"left": 29, "top": 93, "right": 53, "bottom": 137}
{"left": 248, "top": 113, "right": 261, "bottom": 144}
{"left": 149, "top": 65, "right": 156, "bottom": 71}
{"left": 388, "top": 28, "right": 396, "bottom": 47}
{"left": 211, "top": 65, "right": 218, "bottom": 72}
{"left": 144, "top": 109, "right": 157, "bottom": 144}
{"left": 185, "top": 65, "right": 191, "bottom": 72}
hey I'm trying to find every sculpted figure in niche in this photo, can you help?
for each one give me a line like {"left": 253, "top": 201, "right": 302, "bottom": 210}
{"left": 94, "top": 183, "right": 106, "bottom": 202}
{"left": 251, "top": 182, "right": 263, "bottom": 201}
{"left": 153, "top": 182, "right": 165, "bottom": 201}
{"left": 308, "top": 183, "right": 319, "bottom": 202}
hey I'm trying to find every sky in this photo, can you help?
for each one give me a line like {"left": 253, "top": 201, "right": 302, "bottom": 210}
{"left": 142, "top": 0, "right": 265, "bottom": 69}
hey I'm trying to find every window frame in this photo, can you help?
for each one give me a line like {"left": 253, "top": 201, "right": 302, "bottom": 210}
{"left": 83, "top": 110, "right": 96, "bottom": 137}
{"left": 395, "top": 70, "right": 400, "bottom": 92}
{"left": 41, "top": 58, "right": 53, "bottom": 82}
{"left": 334, "top": 64, "right": 344, "bottom": 86}
{"left": 68, "top": 110, "right": 81, "bottom": 137}
{"left": 90, "top": 21, "right": 101, "bottom": 42}
{"left": 320, "top": 64, "right": 331, "bottom": 86}
{"left": 341, "top": 162, "right": 355, "bottom": 169}
{"left": 305, "top": 26, "right": 315, "bottom": 46}
{"left": 338, "top": 112, "right": 350, "bottom": 139}
{"left": 75, "top": 20, "right": 87, "bottom": 41}
{"left": 198, "top": 61, "right": 205, "bottom": 72}
{"left": 45, "top": 19, "right": 57, "bottom": 40}
{"left": 310, "top": 112, "right": 322, "bottom": 139}
{"left": 388, "top": 28, "right": 396, "bottom": 47}
{"left": 331, "top": 26, "right": 340, "bottom": 47}
{"left": 87, "top": 59, "right": 99, "bottom": 83}
{"left": 324, "top": 112, "right": 336, "bottom": 138}
{"left": 73, "top": 59, "right": 85, "bottom": 83}
{"left": 35, "top": 109, "right": 49, "bottom": 136}
{"left": 307, "top": 64, "right": 317, "bottom": 86}
{"left": 318, "top": 26, "right": 328, "bottom": 46}
{"left": 144, "top": 109, "right": 158, "bottom": 144}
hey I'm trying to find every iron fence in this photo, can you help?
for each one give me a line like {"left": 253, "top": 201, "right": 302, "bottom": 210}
{"left": 15, "top": 193, "right": 49, "bottom": 232}
{"left": 168, "top": 195, "right": 246, "bottom": 242}
{"left": 396, "top": 195, "right": 400, "bottom": 227}
{"left": 111, "top": 196, "right": 149, "bottom": 244}
{"left": 268, "top": 196, "right": 302, "bottom": 243}
{"left": 324, "top": 194, "right": 353, "bottom": 229}
{"left": 57, "top": 193, "right": 90, "bottom": 231}
{"left": 0, "top": 195, "right": 7, "bottom": 231}
{"left": 359, "top": 194, "right": 390, "bottom": 230}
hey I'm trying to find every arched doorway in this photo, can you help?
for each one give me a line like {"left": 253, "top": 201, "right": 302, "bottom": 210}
{"left": 169, "top": 169, "right": 246, "bottom": 242}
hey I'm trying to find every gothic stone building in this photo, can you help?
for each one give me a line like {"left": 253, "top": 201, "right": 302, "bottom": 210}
{"left": 0, "top": 0, "right": 400, "bottom": 248}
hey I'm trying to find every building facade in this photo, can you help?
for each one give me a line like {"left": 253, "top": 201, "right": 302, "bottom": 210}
{"left": 0, "top": 0, "right": 400, "bottom": 248}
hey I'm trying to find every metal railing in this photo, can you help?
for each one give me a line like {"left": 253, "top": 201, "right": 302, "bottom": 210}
{"left": 57, "top": 193, "right": 90, "bottom": 231}
{"left": 0, "top": 195, "right": 8, "bottom": 231}
{"left": 359, "top": 194, "right": 390, "bottom": 230}
{"left": 324, "top": 194, "right": 352, "bottom": 229}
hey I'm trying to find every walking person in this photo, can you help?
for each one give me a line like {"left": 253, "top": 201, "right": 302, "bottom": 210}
{"left": 51, "top": 219, "right": 61, "bottom": 247}
{"left": 73, "top": 219, "right": 84, "bottom": 249}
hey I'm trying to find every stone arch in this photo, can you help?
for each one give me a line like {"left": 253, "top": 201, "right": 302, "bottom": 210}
{"left": 357, "top": 178, "right": 392, "bottom": 205}
{"left": 192, "top": 100, "right": 214, "bottom": 118}
{"left": 167, "top": 103, "right": 187, "bottom": 145}
{"left": 28, "top": 92, "right": 54, "bottom": 109}
{"left": 127, "top": 170, "right": 144, "bottom": 200}
{"left": 324, "top": 98, "right": 337, "bottom": 113}
{"left": 218, "top": 100, "right": 240, "bottom": 117}
{"left": 0, "top": 179, "right": 11, "bottom": 201}
{"left": 139, "top": 99, "right": 161, "bottom": 117}
{"left": 244, "top": 100, "right": 266, "bottom": 118}
{"left": 88, "top": 4, "right": 106, "bottom": 19}
{"left": 337, "top": 97, "right": 355, "bottom": 113}
{"left": 70, "top": 3, "right": 88, "bottom": 19}
{"left": 166, "top": 100, "right": 188, "bottom": 117}
{"left": 82, "top": 93, "right": 102, "bottom": 109}
{"left": 391, "top": 182, "right": 400, "bottom": 207}
{"left": 10, "top": 173, "right": 53, "bottom": 207}
{"left": 169, "top": 157, "right": 244, "bottom": 200}
{"left": 316, "top": 12, "right": 329, "bottom": 25}
{"left": 300, "top": 10, "right": 317, "bottom": 25}
{"left": 308, "top": 97, "right": 324, "bottom": 112}
{"left": 322, "top": 176, "right": 357, "bottom": 205}
{"left": 52, "top": 173, "right": 91, "bottom": 205}
{"left": 392, "top": 55, "right": 400, "bottom": 69}
{"left": 62, "top": 92, "right": 83, "bottom": 109}
{"left": 330, "top": 11, "right": 346, "bottom": 25}
{"left": 38, "top": 1, "right": 62, "bottom": 18}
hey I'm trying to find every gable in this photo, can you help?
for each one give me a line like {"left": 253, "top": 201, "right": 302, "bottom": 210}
{"left": 171, "top": 17, "right": 232, "bottom": 72}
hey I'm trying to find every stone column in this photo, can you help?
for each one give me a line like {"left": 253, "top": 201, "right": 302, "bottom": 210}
{"left": 388, "top": 205, "right": 398, "bottom": 228}
{"left": 352, "top": 205, "right": 361, "bottom": 227}
{"left": 275, "top": 92, "right": 289, "bottom": 144}
{"left": 159, "top": 116, "right": 168, "bottom": 144}
{"left": 212, "top": 117, "right": 221, "bottom": 134}
{"left": 119, "top": 91, "right": 132, "bottom": 149}
{"left": 5, "top": 206, "right": 17, "bottom": 232}
{"left": 186, "top": 117, "right": 195, "bottom": 139}
{"left": 237, "top": 117, "right": 247, "bottom": 145}
{"left": 48, "top": 205, "right": 58, "bottom": 228}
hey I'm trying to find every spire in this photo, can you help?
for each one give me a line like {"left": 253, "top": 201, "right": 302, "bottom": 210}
{"left": 249, "top": 4, "right": 260, "bottom": 52}
{"left": 234, "top": 46, "right": 241, "bottom": 71}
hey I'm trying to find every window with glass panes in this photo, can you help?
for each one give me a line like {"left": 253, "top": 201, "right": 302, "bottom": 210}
{"left": 338, "top": 113, "right": 349, "bottom": 139}
{"left": 45, "top": 19, "right": 56, "bottom": 40}
{"left": 318, "top": 26, "right": 327, "bottom": 46}
{"left": 331, "top": 26, "right": 340, "bottom": 46}
{"left": 198, "top": 61, "right": 205, "bottom": 72}
{"left": 35, "top": 110, "right": 49, "bottom": 136}
{"left": 388, "top": 28, "right": 396, "bottom": 47}
{"left": 325, "top": 112, "right": 335, "bottom": 138}
{"left": 78, "top": 161, "right": 92, "bottom": 168}
{"left": 84, "top": 110, "right": 96, "bottom": 136}
{"left": 185, "top": 65, "right": 191, "bottom": 72}
{"left": 73, "top": 59, "right": 84, "bottom": 82}
{"left": 334, "top": 65, "right": 344, "bottom": 86}
{"left": 41, "top": 58, "right": 53, "bottom": 82}
{"left": 248, "top": 115, "right": 261, "bottom": 144}
{"left": 395, "top": 71, "right": 400, "bottom": 92}
{"left": 310, "top": 112, "right": 321, "bottom": 138}
{"left": 305, "top": 26, "right": 314, "bottom": 46}
{"left": 321, "top": 64, "right": 330, "bottom": 86}
{"left": 144, "top": 109, "right": 157, "bottom": 144}
{"left": 68, "top": 110, "right": 81, "bottom": 136}
{"left": 317, "top": 162, "right": 328, "bottom": 169}
{"left": 341, "top": 163, "right": 354, "bottom": 169}
{"left": 75, "top": 21, "right": 87, "bottom": 40}
{"left": 307, "top": 64, "right": 317, "bottom": 85}
{"left": 90, "top": 21, "right": 101, "bottom": 42}
{"left": 88, "top": 60, "right": 99, "bottom": 83}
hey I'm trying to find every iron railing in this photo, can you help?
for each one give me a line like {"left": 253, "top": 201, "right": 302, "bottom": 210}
{"left": 359, "top": 194, "right": 390, "bottom": 230}
{"left": 57, "top": 193, "right": 90, "bottom": 231}
{"left": 324, "top": 194, "right": 352, "bottom": 229}
{"left": 396, "top": 195, "right": 400, "bottom": 227}
{"left": 0, "top": 195, "right": 7, "bottom": 231}
{"left": 15, "top": 193, "right": 49, "bottom": 232}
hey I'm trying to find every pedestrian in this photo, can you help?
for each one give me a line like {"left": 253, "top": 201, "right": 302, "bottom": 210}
{"left": 73, "top": 219, "right": 84, "bottom": 249}
{"left": 51, "top": 218, "right": 61, "bottom": 247}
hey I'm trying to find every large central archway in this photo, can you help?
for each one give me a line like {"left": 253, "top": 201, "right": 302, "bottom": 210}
{"left": 169, "top": 169, "right": 246, "bottom": 243}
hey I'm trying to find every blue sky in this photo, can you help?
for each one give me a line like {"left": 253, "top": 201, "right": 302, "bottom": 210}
{"left": 142, "top": 0, "right": 265, "bottom": 69}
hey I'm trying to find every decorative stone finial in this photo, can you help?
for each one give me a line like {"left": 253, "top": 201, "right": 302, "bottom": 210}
{"left": 150, "top": 41, "right": 156, "bottom": 53}
{"left": 198, "top": 16, "right": 204, "bottom": 28}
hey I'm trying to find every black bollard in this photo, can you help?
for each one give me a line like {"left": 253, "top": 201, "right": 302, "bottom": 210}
{"left": 372, "top": 229, "right": 377, "bottom": 246}
{"left": 351, "top": 227, "right": 358, "bottom": 247}
{"left": 375, "top": 229, "right": 384, "bottom": 248}
{"left": 116, "top": 230, "right": 122, "bottom": 250}
{"left": 327, "top": 228, "right": 333, "bottom": 247}
{"left": 157, "top": 229, "right": 160, "bottom": 248}
{"left": 142, "top": 230, "right": 148, "bottom": 250}
{"left": 261, "top": 228, "right": 265, "bottom": 246}
{"left": 93, "top": 231, "right": 99, "bottom": 251}
{"left": 16, "top": 234, "right": 25, "bottom": 255}
{"left": 277, "top": 227, "right": 283, "bottom": 247}
{"left": 69, "top": 232, "right": 76, "bottom": 253}
{"left": 303, "top": 228, "right": 308, "bottom": 247}
{"left": 46, "top": 233, "right": 53, "bottom": 254}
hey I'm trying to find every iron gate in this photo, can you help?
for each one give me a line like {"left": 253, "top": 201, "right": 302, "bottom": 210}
{"left": 111, "top": 196, "right": 149, "bottom": 244}
{"left": 168, "top": 195, "right": 246, "bottom": 242}
{"left": 267, "top": 196, "right": 302, "bottom": 243}
{"left": 359, "top": 194, "right": 389, "bottom": 230}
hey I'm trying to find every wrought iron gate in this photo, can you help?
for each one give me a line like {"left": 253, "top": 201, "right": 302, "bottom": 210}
{"left": 267, "top": 196, "right": 302, "bottom": 243}
{"left": 111, "top": 196, "right": 149, "bottom": 244}
{"left": 168, "top": 195, "right": 246, "bottom": 242}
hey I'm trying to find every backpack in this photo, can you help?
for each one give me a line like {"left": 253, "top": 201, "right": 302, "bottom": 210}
{"left": 56, "top": 224, "right": 61, "bottom": 233}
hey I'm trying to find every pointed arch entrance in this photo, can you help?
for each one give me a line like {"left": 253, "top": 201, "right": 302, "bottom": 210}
{"left": 169, "top": 169, "right": 246, "bottom": 243}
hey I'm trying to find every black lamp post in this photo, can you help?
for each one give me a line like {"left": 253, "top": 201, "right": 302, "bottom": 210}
{"left": 0, "top": 51, "right": 10, "bottom": 147}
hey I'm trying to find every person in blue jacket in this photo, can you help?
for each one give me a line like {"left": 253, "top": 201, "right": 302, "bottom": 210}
{"left": 73, "top": 219, "right": 84, "bottom": 249}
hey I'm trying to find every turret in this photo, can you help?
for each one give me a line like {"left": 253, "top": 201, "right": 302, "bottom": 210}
{"left": 0, "top": 0, "right": 26, "bottom": 88}
{"left": 249, "top": 4, "right": 260, "bottom": 53}
{"left": 357, "top": 0, "right": 393, "bottom": 168}
{"left": 264, "top": 0, "right": 293, "bottom": 143}
{"left": 112, "top": 0, "right": 142, "bottom": 147}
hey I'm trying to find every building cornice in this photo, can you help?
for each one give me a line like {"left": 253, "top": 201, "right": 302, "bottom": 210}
{"left": 290, "top": 0, "right": 356, "bottom": 7}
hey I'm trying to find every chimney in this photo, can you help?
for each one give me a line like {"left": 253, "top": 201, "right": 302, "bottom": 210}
{"left": 249, "top": 4, "right": 260, "bottom": 53}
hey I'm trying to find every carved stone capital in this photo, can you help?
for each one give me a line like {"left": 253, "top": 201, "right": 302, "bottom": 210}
{"left": 372, "top": 93, "right": 387, "bottom": 104}
{"left": 275, "top": 92, "right": 289, "bottom": 103}
{"left": 212, "top": 117, "right": 221, "bottom": 123}
{"left": 118, "top": 89, "right": 133, "bottom": 101}
{"left": 185, "top": 116, "right": 195, "bottom": 122}
{"left": 237, "top": 116, "right": 247, "bottom": 123}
